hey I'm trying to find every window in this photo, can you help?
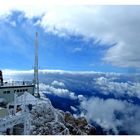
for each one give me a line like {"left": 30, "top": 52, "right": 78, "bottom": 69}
{"left": 14, "top": 90, "right": 16, "bottom": 93}
{"left": 3, "top": 91, "right": 10, "bottom": 94}
{"left": 20, "top": 89, "right": 22, "bottom": 92}
{"left": 25, "top": 89, "right": 28, "bottom": 92}
{"left": 17, "top": 90, "right": 19, "bottom": 92}
{"left": 7, "top": 91, "right": 10, "bottom": 94}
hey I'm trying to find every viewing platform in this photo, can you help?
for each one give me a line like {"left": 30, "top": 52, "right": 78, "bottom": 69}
{"left": 0, "top": 81, "right": 34, "bottom": 88}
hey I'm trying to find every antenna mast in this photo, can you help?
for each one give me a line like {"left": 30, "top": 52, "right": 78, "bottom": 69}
{"left": 34, "top": 32, "right": 40, "bottom": 98}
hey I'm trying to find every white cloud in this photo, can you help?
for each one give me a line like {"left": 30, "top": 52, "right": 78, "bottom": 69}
{"left": 2, "top": 69, "right": 122, "bottom": 76}
{"left": 1, "top": 4, "right": 140, "bottom": 68}
{"left": 51, "top": 80, "right": 65, "bottom": 87}
{"left": 2, "top": 69, "right": 34, "bottom": 75}
{"left": 72, "top": 47, "right": 83, "bottom": 53}
{"left": 70, "top": 106, "right": 78, "bottom": 112}
{"left": 39, "top": 83, "right": 77, "bottom": 100}
{"left": 9, "top": 20, "right": 16, "bottom": 27}
{"left": 77, "top": 95, "right": 86, "bottom": 101}
{"left": 36, "top": 6, "right": 140, "bottom": 68}
{"left": 80, "top": 97, "right": 140, "bottom": 134}
{"left": 94, "top": 76, "right": 140, "bottom": 99}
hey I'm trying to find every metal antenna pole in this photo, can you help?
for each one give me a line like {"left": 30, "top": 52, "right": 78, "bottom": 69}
{"left": 34, "top": 32, "right": 40, "bottom": 98}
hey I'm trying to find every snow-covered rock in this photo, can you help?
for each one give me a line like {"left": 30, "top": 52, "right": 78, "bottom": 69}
{"left": 30, "top": 98, "right": 96, "bottom": 135}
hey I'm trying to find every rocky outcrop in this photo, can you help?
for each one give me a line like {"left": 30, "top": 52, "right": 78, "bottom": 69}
{"left": 30, "top": 98, "right": 96, "bottom": 135}
{"left": 64, "top": 112, "right": 96, "bottom": 135}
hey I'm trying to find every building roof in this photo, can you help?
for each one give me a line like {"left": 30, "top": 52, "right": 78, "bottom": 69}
{"left": 10, "top": 92, "right": 38, "bottom": 106}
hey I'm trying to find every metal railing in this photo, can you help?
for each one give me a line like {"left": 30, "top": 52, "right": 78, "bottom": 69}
{"left": 0, "top": 113, "right": 25, "bottom": 132}
{"left": 0, "top": 81, "right": 34, "bottom": 87}
{"left": 0, "top": 91, "right": 32, "bottom": 134}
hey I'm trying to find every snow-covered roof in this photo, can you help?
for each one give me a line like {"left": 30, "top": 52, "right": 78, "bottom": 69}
{"left": 18, "top": 92, "right": 38, "bottom": 105}
{"left": 11, "top": 92, "right": 38, "bottom": 105}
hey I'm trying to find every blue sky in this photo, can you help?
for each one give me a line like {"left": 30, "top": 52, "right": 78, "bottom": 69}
{"left": 0, "top": 5, "right": 140, "bottom": 73}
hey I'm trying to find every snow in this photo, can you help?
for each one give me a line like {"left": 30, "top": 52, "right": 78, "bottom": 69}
{"left": 14, "top": 92, "right": 38, "bottom": 105}
{"left": 30, "top": 97, "right": 96, "bottom": 135}
{"left": 0, "top": 91, "right": 96, "bottom": 135}
{"left": 0, "top": 98, "right": 5, "bottom": 103}
{"left": 30, "top": 98, "right": 70, "bottom": 135}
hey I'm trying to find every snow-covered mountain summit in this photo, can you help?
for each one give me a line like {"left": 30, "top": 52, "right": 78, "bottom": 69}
{"left": 30, "top": 98, "right": 96, "bottom": 135}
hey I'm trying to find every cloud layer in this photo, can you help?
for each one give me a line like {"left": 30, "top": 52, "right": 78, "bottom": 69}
{"left": 39, "top": 82, "right": 77, "bottom": 100}
{"left": 94, "top": 76, "right": 140, "bottom": 99}
{"left": 80, "top": 97, "right": 140, "bottom": 134}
